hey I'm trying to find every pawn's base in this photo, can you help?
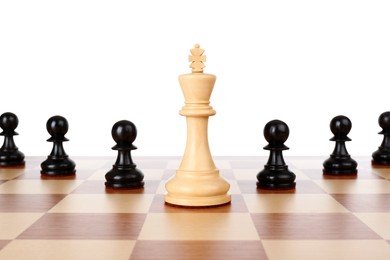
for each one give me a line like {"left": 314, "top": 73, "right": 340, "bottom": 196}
{"left": 0, "top": 151, "right": 25, "bottom": 167}
{"left": 323, "top": 156, "right": 358, "bottom": 176}
{"left": 323, "top": 171, "right": 358, "bottom": 176}
{"left": 256, "top": 165, "right": 296, "bottom": 190}
{"left": 105, "top": 181, "right": 144, "bottom": 189}
{"left": 105, "top": 166, "right": 144, "bottom": 189}
{"left": 41, "top": 170, "right": 76, "bottom": 176}
{"left": 41, "top": 156, "right": 76, "bottom": 176}
{"left": 257, "top": 182, "right": 296, "bottom": 190}
{"left": 165, "top": 169, "right": 231, "bottom": 207}
{"left": 372, "top": 150, "right": 390, "bottom": 166}
{"left": 371, "top": 161, "right": 390, "bottom": 167}
{"left": 0, "top": 161, "right": 25, "bottom": 167}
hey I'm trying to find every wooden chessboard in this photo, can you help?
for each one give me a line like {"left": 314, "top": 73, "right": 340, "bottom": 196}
{"left": 0, "top": 156, "right": 389, "bottom": 259}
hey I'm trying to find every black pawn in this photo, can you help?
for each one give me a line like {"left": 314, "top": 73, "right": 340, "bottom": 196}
{"left": 323, "top": 115, "right": 357, "bottom": 175}
{"left": 0, "top": 112, "right": 25, "bottom": 166}
{"left": 41, "top": 116, "right": 76, "bottom": 176}
{"left": 257, "top": 120, "right": 296, "bottom": 189}
{"left": 105, "top": 120, "right": 144, "bottom": 189}
{"left": 372, "top": 111, "right": 390, "bottom": 166}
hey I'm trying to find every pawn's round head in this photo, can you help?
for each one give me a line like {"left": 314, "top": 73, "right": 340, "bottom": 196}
{"left": 47, "top": 115, "right": 69, "bottom": 137}
{"left": 0, "top": 112, "right": 19, "bottom": 131}
{"left": 264, "top": 119, "right": 289, "bottom": 145}
{"left": 112, "top": 120, "right": 137, "bottom": 144}
{"left": 330, "top": 115, "right": 351, "bottom": 137}
{"left": 379, "top": 111, "right": 390, "bottom": 131}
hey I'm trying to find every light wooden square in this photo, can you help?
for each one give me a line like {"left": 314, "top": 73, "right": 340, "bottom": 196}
{"left": 0, "top": 213, "right": 43, "bottom": 239}
{"left": 262, "top": 240, "right": 390, "bottom": 260}
{"left": 0, "top": 240, "right": 135, "bottom": 260}
{"left": 0, "top": 180, "right": 83, "bottom": 194}
{"left": 138, "top": 213, "right": 259, "bottom": 240}
{"left": 355, "top": 213, "right": 390, "bottom": 240}
{"left": 314, "top": 179, "right": 390, "bottom": 194}
{"left": 49, "top": 194, "right": 154, "bottom": 213}
{"left": 244, "top": 194, "right": 348, "bottom": 213}
{"left": 0, "top": 168, "right": 25, "bottom": 180}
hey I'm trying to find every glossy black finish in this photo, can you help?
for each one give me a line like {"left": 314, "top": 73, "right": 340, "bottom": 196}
{"left": 0, "top": 112, "right": 25, "bottom": 166}
{"left": 41, "top": 116, "right": 76, "bottom": 176}
{"left": 372, "top": 111, "right": 390, "bottom": 166}
{"left": 105, "top": 120, "right": 144, "bottom": 189}
{"left": 323, "top": 115, "right": 357, "bottom": 175}
{"left": 257, "top": 120, "right": 296, "bottom": 189}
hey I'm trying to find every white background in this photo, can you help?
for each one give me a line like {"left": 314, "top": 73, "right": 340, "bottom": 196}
{"left": 1, "top": 0, "right": 389, "bottom": 157}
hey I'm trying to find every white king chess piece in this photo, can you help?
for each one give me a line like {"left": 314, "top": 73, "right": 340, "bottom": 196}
{"left": 164, "top": 44, "right": 231, "bottom": 206}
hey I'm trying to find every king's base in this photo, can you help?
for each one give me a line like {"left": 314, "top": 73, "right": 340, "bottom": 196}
{"left": 165, "top": 194, "right": 231, "bottom": 207}
{"left": 164, "top": 169, "right": 231, "bottom": 207}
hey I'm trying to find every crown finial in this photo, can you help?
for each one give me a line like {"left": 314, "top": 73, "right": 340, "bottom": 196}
{"left": 189, "top": 44, "right": 206, "bottom": 73}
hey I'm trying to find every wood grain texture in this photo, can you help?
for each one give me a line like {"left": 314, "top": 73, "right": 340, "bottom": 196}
{"left": 131, "top": 241, "right": 267, "bottom": 260}
{"left": 251, "top": 213, "right": 382, "bottom": 239}
{"left": 19, "top": 213, "right": 146, "bottom": 239}
{"left": 0, "top": 156, "right": 388, "bottom": 259}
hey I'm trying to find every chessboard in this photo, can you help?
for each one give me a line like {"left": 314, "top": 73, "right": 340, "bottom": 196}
{"left": 0, "top": 156, "right": 389, "bottom": 260}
